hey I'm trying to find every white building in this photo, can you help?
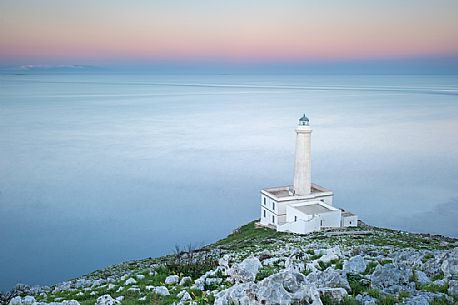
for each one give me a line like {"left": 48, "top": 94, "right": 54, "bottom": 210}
{"left": 259, "top": 114, "right": 358, "bottom": 234}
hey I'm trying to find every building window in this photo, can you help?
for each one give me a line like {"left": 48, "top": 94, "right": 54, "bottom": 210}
{"left": 294, "top": 216, "right": 297, "bottom": 222}
{"left": 263, "top": 210, "right": 266, "bottom": 218}
{"left": 272, "top": 215, "right": 275, "bottom": 223}
{"left": 263, "top": 197, "right": 266, "bottom": 205}
{"left": 349, "top": 221, "right": 352, "bottom": 225}
{"left": 272, "top": 202, "right": 275, "bottom": 210}
{"left": 320, "top": 220, "right": 323, "bottom": 226}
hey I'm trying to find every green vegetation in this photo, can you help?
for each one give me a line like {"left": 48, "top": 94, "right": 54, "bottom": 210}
{"left": 379, "top": 259, "right": 392, "bottom": 265}
{"left": 431, "top": 271, "right": 445, "bottom": 281}
{"left": 422, "top": 253, "right": 434, "bottom": 263}
{"left": 256, "top": 266, "right": 279, "bottom": 281}
{"left": 377, "top": 294, "right": 397, "bottom": 305}
{"left": 341, "top": 296, "right": 359, "bottom": 305}
{"left": 430, "top": 297, "right": 458, "bottom": 305}
{"left": 321, "top": 295, "right": 359, "bottom": 305}
{"left": 21, "top": 221, "right": 458, "bottom": 305}
{"left": 367, "top": 288, "right": 381, "bottom": 299}
{"left": 347, "top": 274, "right": 370, "bottom": 296}
{"left": 418, "top": 282, "right": 449, "bottom": 294}
{"left": 212, "top": 222, "right": 288, "bottom": 251}
{"left": 363, "top": 261, "right": 378, "bottom": 275}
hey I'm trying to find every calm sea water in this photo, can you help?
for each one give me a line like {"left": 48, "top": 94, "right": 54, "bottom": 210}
{"left": 0, "top": 74, "right": 457, "bottom": 291}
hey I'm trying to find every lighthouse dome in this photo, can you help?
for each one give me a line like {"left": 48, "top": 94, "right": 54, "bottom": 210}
{"left": 299, "top": 114, "right": 309, "bottom": 126}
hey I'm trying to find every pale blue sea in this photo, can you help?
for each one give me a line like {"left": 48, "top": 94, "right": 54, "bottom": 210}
{"left": 0, "top": 73, "right": 457, "bottom": 291}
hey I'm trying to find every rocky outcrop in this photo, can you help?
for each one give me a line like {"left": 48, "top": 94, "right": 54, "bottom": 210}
{"left": 95, "top": 295, "right": 119, "bottom": 305}
{"left": 164, "top": 275, "right": 179, "bottom": 285}
{"left": 317, "top": 288, "right": 348, "bottom": 303}
{"left": 371, "top": 263, "right": 414, "bottom": 293}
{"left": 2, "top": 222, "right": 457, "bottom": 305}
{"left": 228, "top": 256, "right": 262, "bottom": 283}
{"left": 153, "top": 286, "right": 170, "bottom": 296}
{"left": 306, "top": 268, "right": 351, "bottom": 291}
{"left": 215, "top": 271, "right": 322, "bottom": 305}
{"left": 343, "top": 255, "right": 367, "bottom": 274}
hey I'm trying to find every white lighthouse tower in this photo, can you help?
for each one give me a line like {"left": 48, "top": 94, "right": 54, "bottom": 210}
{"left": 293, "top": 114, "right": 312, "bottom": 196}
{"left": 259, "top": 114, "right": 358, "bottom": 234}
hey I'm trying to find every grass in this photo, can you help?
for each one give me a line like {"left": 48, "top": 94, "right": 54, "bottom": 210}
{"left": 256, "top": 266, "right": 279, "bottom": 281}
{"left": 363, "top": 261, "right": 378, "bottom": 275}
{"left": 377, "top": 294, "right": 397, "bottom": 305}
{"left": 418, "top": 282, "right": 449, "bottom": 294}
{"left": 321, "top": 295, "right": 359, "bottom": 305}
{"left": 422, "top": 253, "right": 434, "bottom": 263}
{"left": 23, "top": 220, "right": 458, "bottom": 305}
{"left": 346, "top": 274, "right": 370, "bottom": 296}
{"left": 212, "top": 221, "right": 288, "bottom": 251}
{"left": 431, "top": 271, "right": 445, "bottom": 281}
{"left": 341, "top": 296, "right": 359, "bottom": 305}
{"left": 430, "top": 297, "right": 458, "bottom": 305}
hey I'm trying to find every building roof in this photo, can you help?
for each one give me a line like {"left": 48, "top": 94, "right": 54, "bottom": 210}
{"left": 341, "top": 211, "right": 355, "bottom": 217}
{"left": 261, "top": 184, "right": 332, "bottom": 201}
{"left": 293, "top": 203, "right": 333, "bottom": 215}
{"left": 299, "top": 114, "right": 309, "bottom": 122}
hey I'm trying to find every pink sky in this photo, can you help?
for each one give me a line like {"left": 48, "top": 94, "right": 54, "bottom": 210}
{"left": 1, "top": 1, "right": 457, "bottom": 65}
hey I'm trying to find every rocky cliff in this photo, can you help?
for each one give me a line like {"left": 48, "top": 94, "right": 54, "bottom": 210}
{"left": 2, "top": 221, "right": 457, "bottom": 305}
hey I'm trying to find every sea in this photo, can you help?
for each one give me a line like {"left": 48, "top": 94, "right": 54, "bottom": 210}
{"left": 0, "top": 73, "right": 457, "bottom": 291}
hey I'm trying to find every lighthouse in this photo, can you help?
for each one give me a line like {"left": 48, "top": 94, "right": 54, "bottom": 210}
{"left": 259, "top": 114, "right": 358, "bottom": 234}
{"left": 293, "top": 114, "right": 312, "bottom": 196}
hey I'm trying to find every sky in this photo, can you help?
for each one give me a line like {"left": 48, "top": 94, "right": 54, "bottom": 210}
{"left": 1, "top": 0, "right": 458, "bottom": 72}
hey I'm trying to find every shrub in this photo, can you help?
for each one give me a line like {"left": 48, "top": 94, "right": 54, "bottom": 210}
{"left": 256, "top": 267, "right": 277, "bottom": 281}
{"left": 432, "top": 271, "right": 445, "bottom": 281}
{"left": 363, "top": 261, "right": 378, "bottom": 275}
{"left": 378, "top": 294, "right": 397, "bottom": 305}
{"left": 430, "top": 297, "right": 457, "bottom": 305}
{"left": 341, "top": 296, "right": 359, "bottom": 305}
{"left": 347, "top": 274, "right": 370, "bottom": 296}
{"left": 367, "top": 288, "right": 381, "bottom": 299}
{"left": 379, "top": 259, "right": 393, "bottom": 265}
{"left": 419, "top": 282, "right": 448, "bottom": 293}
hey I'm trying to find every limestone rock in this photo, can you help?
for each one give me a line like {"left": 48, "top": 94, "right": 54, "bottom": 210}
{"left": 355, "top": 294, "right": 377, "bottom": 305}
{"left": 414, "top": 270, "right": 431, "bottom": 285}
{"left": 153, "top": 286, "right": 170, "bottom": 296}
{"left": 319, "top": 246, "right": 341, "bottom": 264}
{"left": 306, "top": 268, "right": 351, "bottom": 291}
{"left": 177, "top": 290, "right": 192, "bottom": 303}
{"left": 318, "top": 288, "right": 348, "bottom": 303}
{"left": 61, "top": 301, "right": 80, "bottom": 305}
{"left": 127, "top": 287, "right": 140, "bottom": 293}
{"left": 343, "top": 255, "right": 367, "bottom": 274}
{"left": 107, "top": 284, "right": 116, "bottom": 290}
{"left": 124, "top": 278, "right": 136, "bottom": 285}
{"left": 179, "top": 276, "right": 192, "bottom": 286}
{"left": 9, "top": 296, "right": 36, "bottom": 305}
{"left": 218, "top": 255, "right": 230, "bottom": 268}
{"left": 215, "top": 271, "right": 322, "bottom": 305}
{"left": 164, "top": 275, "right": 179, "bottom": 285}
{"left": 95, "top": 295, "right": 120, "bottom": 305}
{"left": 371, "top": 263, "right": 413, "bottom": 293}
{"left": 228, "top": 256, "right": 262, "bottom": 283}
{"left": 205, "top": 277, "right": 223, "bottom": 286}
{"left": 115, "top": 296, "right": 124, "bottom": 302}
{"left": 405, "top": 295, "right": 429, "bottom": 305}
{"left": 448, "top": 280, "right": 458, "bottom": 295}
{"left": 441, "top": 248, "right": 458, "bottom": 278}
